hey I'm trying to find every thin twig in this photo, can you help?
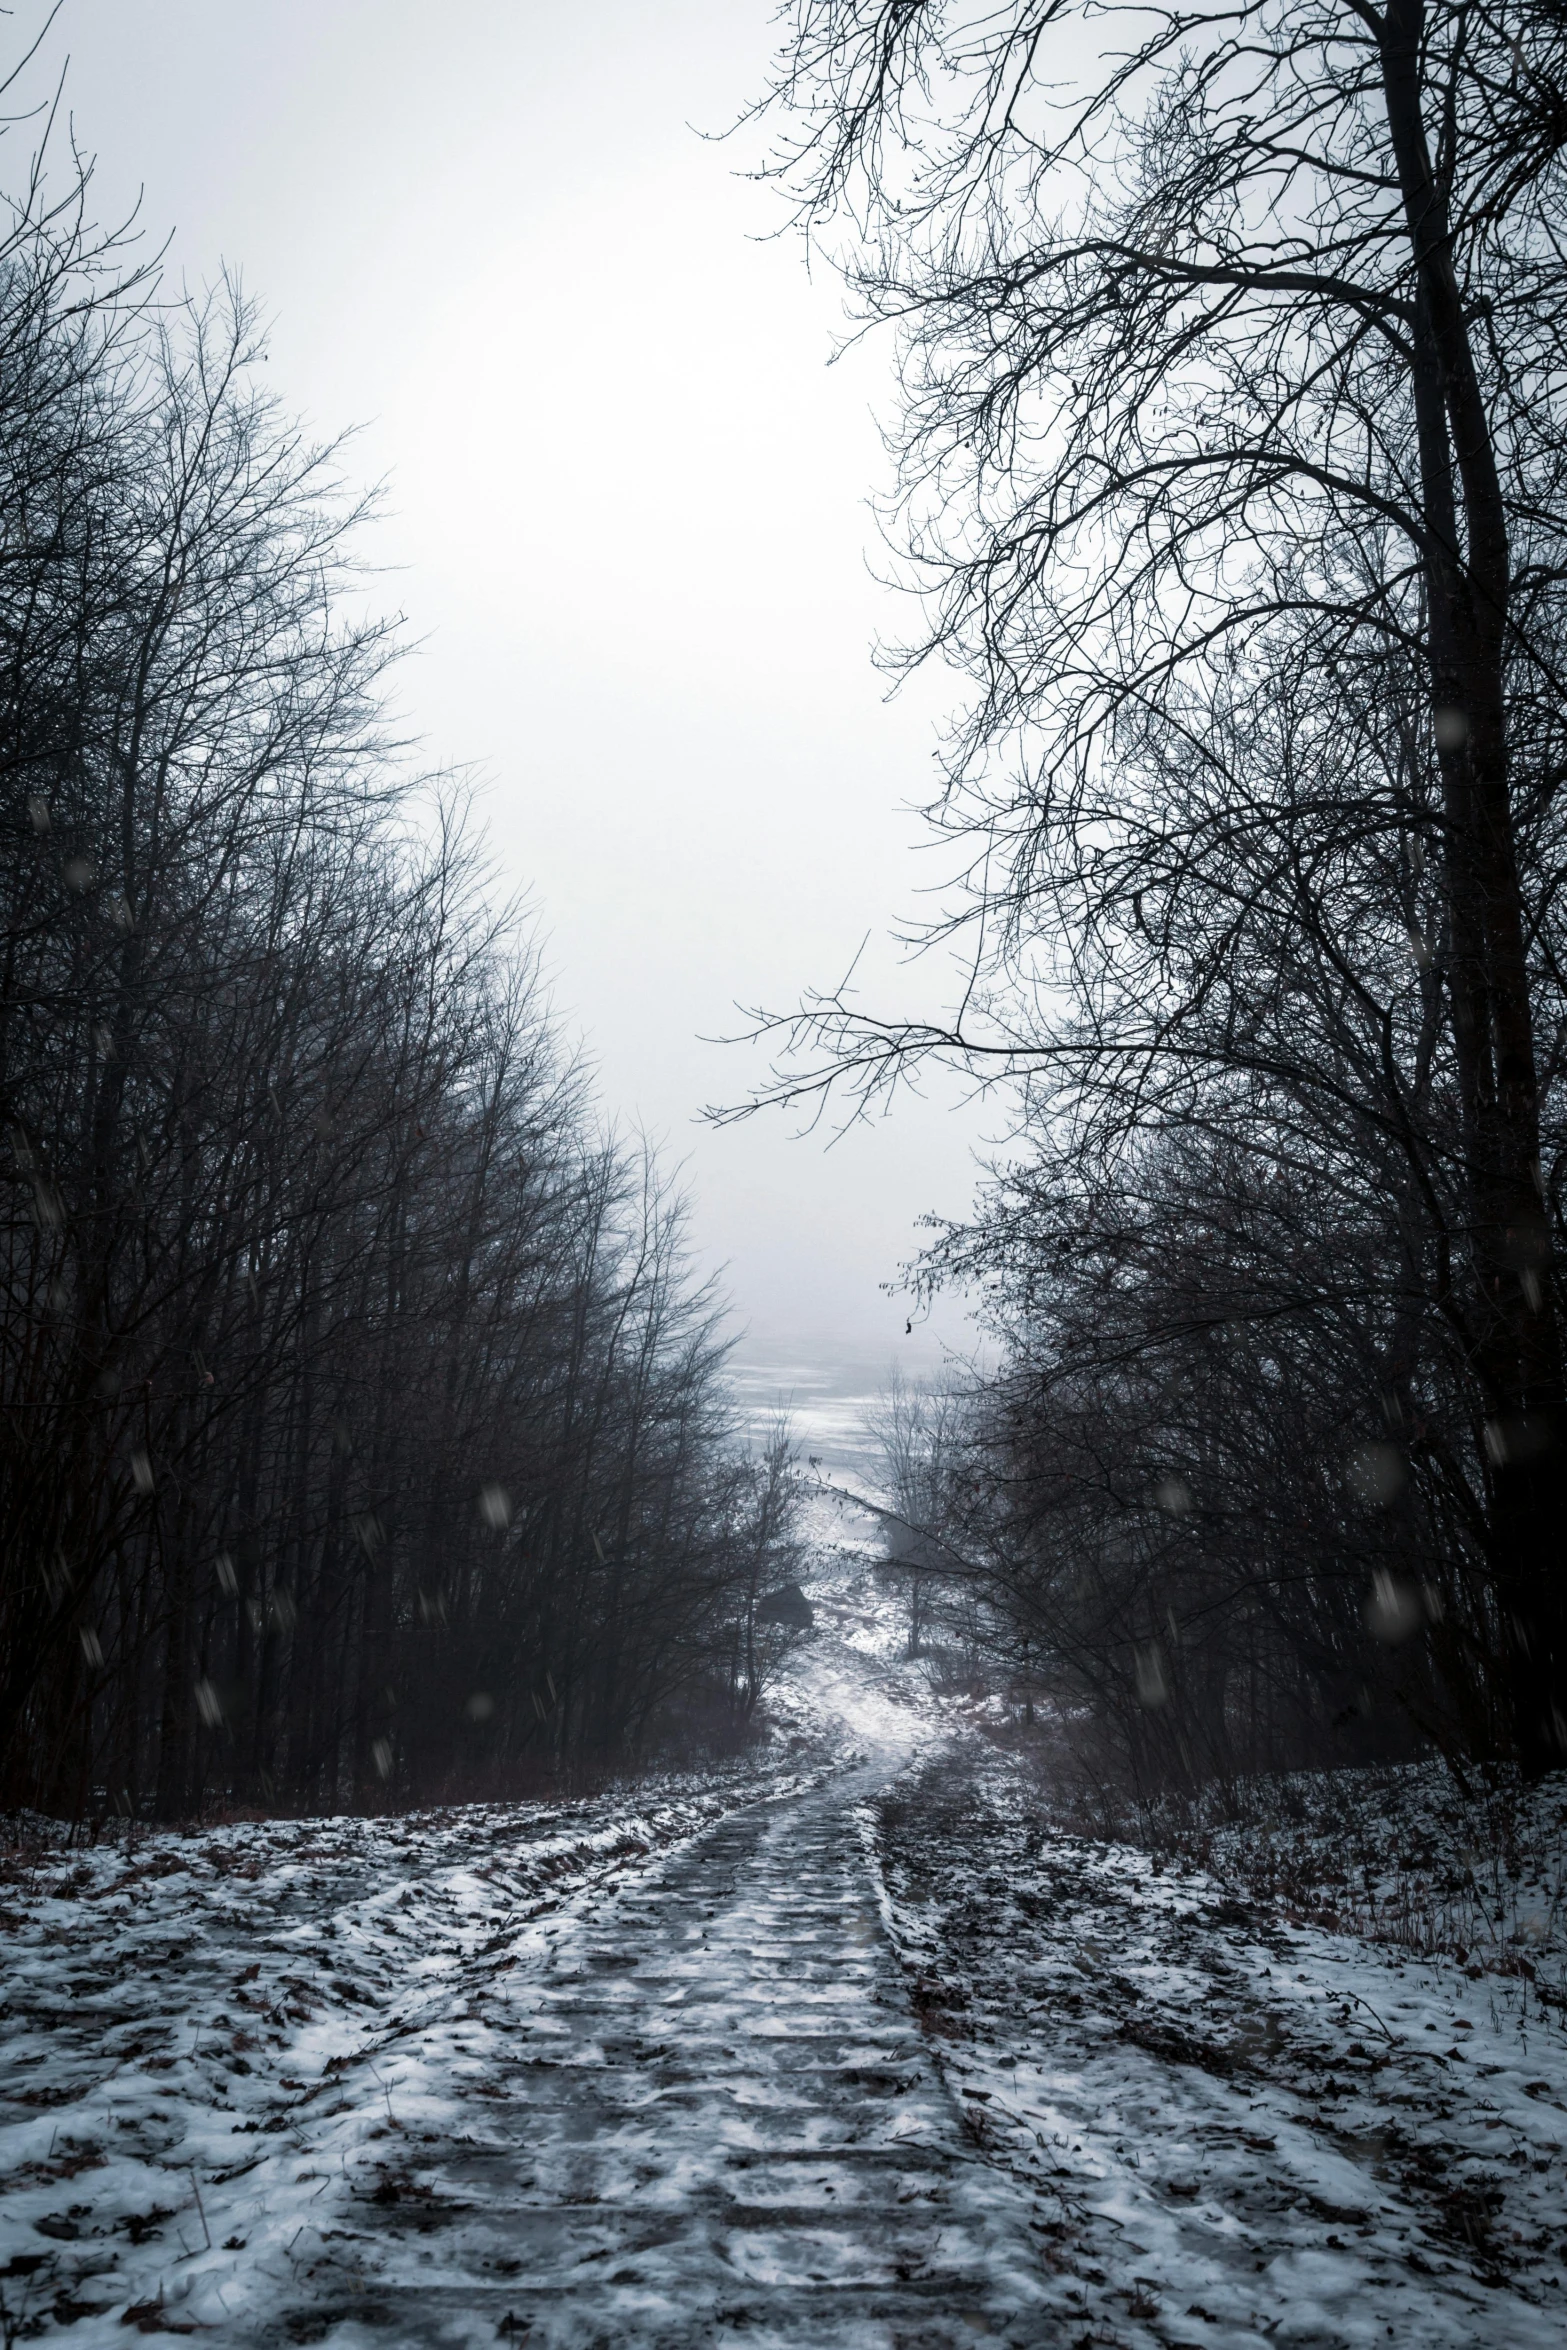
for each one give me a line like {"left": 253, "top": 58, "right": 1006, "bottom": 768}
{"left": 187, "top": 2167, "right": 211, "bottom": 2251}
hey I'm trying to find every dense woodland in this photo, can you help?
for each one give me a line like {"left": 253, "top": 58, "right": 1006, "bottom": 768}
{"left": 9, "top": 2, "right": 1567, "bottom": 1826}
{"left": 757, "top": 1, "right": 1567, "bottom": 1787}
{"left": 0, "top": 131, "right": 800, "bottom": 1821}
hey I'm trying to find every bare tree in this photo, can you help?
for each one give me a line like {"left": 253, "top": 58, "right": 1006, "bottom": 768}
{"left": 0, "top": 80, "right": 786, "bottom": 1821}
{"left": 746, "top": 0, "right": 1567, "bottom": 1771}
{"left": 721, "top": 1419, "right": 810, "bottom": 1728}
{"left": 864, "top": 1372, "right": 968, "bottom": 1656}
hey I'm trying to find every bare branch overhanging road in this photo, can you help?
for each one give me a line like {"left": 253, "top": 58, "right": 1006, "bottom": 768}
{"left": 267, "top": 1755, "right": 1049, "bottom": 2349}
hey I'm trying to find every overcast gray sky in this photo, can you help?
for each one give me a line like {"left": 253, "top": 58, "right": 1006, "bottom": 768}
{"left": 35, "top": 0, "right": 990, "bottom": 1383}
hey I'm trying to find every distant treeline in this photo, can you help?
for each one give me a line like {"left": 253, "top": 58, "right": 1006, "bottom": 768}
{"left": 0, "top": 134, "right": 798, "bottom": 1819}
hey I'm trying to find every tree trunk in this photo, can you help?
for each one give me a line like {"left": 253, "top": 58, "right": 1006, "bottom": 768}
{"left": 1381, "top": 0, "right": 1566, "bottom": 1772}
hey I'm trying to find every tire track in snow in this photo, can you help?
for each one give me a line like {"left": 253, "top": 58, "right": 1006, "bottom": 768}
{"left": 250, "top": 1762, "right": 1048, "bottom": 2349}
{"left": 0, "top": 1767, "right": 834, "bottom": 2338}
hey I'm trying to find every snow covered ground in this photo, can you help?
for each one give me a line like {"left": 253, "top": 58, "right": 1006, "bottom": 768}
{"left": 869, "top": 1740, "right": 1567, "bottom": 2347}
{"left": 3, "top": 1528, "right": 1565, "bottom": 2346}
{"left": 0, "top": 1759, "right": 838, "bottom": 2343}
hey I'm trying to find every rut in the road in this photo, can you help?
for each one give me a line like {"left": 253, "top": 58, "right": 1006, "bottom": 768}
{"left": 271, "top": 1772, "right": 1047, "bottom": 2349}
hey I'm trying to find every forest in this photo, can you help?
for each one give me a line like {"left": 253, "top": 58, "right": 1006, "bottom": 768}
{"left": 7, "top": 0, "right": 1567, "bottom": 1829}
{"left": 0, "top": 123, "right": 800, "bottom": 1824}
{"left": 746, "top": 0, "right": 1567, "bottom": 1798}
{"left": 4, "top": 12, "right": 1567, "bottom": 2340}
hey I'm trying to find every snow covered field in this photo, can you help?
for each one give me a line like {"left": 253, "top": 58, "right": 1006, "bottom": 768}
{"left": 3, "top": 1531, "right": 1565, "bottom": 2346}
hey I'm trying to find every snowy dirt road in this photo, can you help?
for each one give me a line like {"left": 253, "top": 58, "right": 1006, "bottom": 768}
{"left": 6, "top": 1543, "right": 1567, "bottom": 2348}
{"left": 2, "top": 1606, "right": 1051, "bottom": 2348}
{"left": 270, "top": 1759, "right": 1046, "bottom": 2349}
